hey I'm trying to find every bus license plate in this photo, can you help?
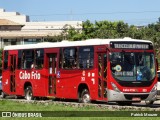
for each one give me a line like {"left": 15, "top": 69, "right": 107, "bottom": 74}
{"left": 132, "top": 97, "right": 141, "bottom": 101}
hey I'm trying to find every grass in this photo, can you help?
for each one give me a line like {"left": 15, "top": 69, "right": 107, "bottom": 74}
{"left": 0, "top": 100, "right": 99, "bottom": 111}
{"left": 0, "top": 99, "right": 159, "bottom": 120}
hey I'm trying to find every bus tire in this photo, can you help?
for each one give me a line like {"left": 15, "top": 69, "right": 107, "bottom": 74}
{"left": 25, "top": 86, "right": 33, "bottom": 100}
{"left": 79, "top": 89, "right": 91, "bottom": 103}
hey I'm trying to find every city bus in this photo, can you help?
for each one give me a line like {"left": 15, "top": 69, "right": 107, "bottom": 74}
{"left": 2, "top": 37, "right": 158, "bottom": 105}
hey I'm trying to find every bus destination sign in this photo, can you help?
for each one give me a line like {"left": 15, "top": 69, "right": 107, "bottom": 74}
{"left": 110, "top": 42, "right": 153, "bottom": 50}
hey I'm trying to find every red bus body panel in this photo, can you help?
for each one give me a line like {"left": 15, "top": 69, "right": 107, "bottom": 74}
{"left": 2, "top": 40, "right": 157, "bottom": 102}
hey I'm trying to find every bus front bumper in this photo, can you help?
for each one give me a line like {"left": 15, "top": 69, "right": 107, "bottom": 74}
{"left": 107, "top": 89, "right": 157, "bottom": 102}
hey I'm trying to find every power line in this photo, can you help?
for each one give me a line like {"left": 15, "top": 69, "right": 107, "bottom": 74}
{"left": 1, "top": 10, "right": 160, "bottom": 25}
{"left": 29, "top": 10, "right": 160, "bottom": 16}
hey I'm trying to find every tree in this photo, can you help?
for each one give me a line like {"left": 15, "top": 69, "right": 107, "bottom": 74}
{"left": 44, "top": 35, "right": 63, "bottom": 42}
{"left": 82, "top": 20, "right": 95, "bottom": 39}
{"left": 94, "top": 21, "right": 118, "bottom": 38}
{"left": 116, "top": 21, "right": 129, "bottom": 38}
{"left": 151, "top": 33, "right": 160, "bottom": 61}
{"left": 60, "top": 24, "right": 83, "bottom": 41}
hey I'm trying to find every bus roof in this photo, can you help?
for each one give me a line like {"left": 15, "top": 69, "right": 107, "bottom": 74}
{"left": 4, "top": 37, "right": 153, "bottom": 50}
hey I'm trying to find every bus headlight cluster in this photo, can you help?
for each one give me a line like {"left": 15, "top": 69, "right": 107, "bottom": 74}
{"left": 111, "top": 82, "right": 120, "bottom": 92}
{"left": 151, "top": 83, "right": 157, "bottom": 92}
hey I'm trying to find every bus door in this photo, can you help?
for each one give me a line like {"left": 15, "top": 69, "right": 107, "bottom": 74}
{"left": 9, "top": 54, "right": 17, "bottom": 93}
{"left": 97, "top": 53, "right": 107, "bottom": 99}
{"left": 47, "top": 53, "right": 57, "bottom": 96}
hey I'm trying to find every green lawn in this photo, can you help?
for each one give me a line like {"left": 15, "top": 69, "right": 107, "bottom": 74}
{"left": 0, "top": 99, "right": 159, "bottom": 120}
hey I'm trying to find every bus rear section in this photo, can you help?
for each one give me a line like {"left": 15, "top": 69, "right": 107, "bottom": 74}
{"left": 2, "top": 49, "right": 48, "bottom": 99}
{"left": 107, "top": 41, "right": 157, "bottom": 105}
{"left": 2, "top": 50, "right": 17, "bottom": 98}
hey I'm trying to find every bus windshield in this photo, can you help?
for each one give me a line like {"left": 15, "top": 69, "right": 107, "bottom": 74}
{"left": 110, "top": 52, "right": 156, "bottom": 81}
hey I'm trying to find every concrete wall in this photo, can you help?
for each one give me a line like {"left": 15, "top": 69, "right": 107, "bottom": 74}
{"left": 0, "top": 8, "right": 29, "bottom": 24}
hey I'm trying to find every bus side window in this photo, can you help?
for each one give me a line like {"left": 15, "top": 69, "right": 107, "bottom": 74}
{"left": 35, "top": 49, "right": 44, "bottom": 69}
{"left": 18, "top": 50, "right": 22, "bottom": 69}
{"left": 21, "top": 51, "right": 26, "bottom": 69}
{"left": 104, "top": 54, "right": 107, "bottom": 79}
{"left": 63, "top": 47, "right": 77, "bottom": 69}
{"left": 59, "top": 48, "right": 63, "bottom": 69}
{"left": 3, "top": 51, "right": 8, "bottom": 70}
{"left": 22, "top": 50, "right": 34, "bottom": 69}
{"left": 78, "top": 46, "right": 94, "bottom": 69}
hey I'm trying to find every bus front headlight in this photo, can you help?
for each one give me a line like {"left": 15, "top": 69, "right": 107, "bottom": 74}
{"left": 151, "top": 83, "right": 157, "bottom": 92}
{"left": 111, "top": 82, "right": 120, "bottom": 92}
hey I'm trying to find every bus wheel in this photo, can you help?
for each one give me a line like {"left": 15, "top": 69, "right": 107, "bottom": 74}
{"left": 1, "top": 91, "right": 6, "bottom": 98}
{"left": 25, "top": 86, "right": 33, "bottom": 100}
{"left": 145, "top": 100, "right": 154, "bottom": 105}
{"left": 80, "top": 89, "right": 91, "bottom": 103}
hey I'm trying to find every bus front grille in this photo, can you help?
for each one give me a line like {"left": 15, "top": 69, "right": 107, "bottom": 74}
{"left": 124, "top": 94, "right": 149, "bottom": 100}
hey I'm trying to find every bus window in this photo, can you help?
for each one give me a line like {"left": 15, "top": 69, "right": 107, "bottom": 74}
{"left": 22, "top": 50, "right": 34, "bottom": 69}
{"left": 63, "top": 48, "right": 77, "bottom": 69}
{"left": 59, "top": 48, "right": 63, "bottom": 68}
{"left": 21, "top": 51, "right": 26, "bottom": 69}
{"left": 3, "top": 51, "right": 8, "bottom": 70}
{"left": 78, "top": 46, "right": 94, "bottom": 69}
{"left": 17, "top": 50, "right": 22, "bottom": 69}
{"left": 104, "top": 54, "right": 107, "bottom": 79}
{"left": 35, "top": 49, "right": 44, "bottom": 69}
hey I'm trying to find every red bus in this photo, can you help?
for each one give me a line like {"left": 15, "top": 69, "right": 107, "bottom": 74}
{"left": 2, "top": 38, "right": 157, "bottom": 105}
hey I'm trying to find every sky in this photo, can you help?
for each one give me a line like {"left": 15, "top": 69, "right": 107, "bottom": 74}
{"left": 0, "top": 0, "right": 160, "bottom": 25}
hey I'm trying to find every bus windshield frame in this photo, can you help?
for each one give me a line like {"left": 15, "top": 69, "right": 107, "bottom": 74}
{"left": 110, "top": 50, "right": 156, "bottom": 83}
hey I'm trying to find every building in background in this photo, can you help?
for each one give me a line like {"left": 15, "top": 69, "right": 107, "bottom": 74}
{"left": 0, "top": 8, "right": 82, "bottom": 48}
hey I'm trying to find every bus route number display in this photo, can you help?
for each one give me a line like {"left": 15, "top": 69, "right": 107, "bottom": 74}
{"left": 110, "top": 42, "right": 153, "bottom": 50}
